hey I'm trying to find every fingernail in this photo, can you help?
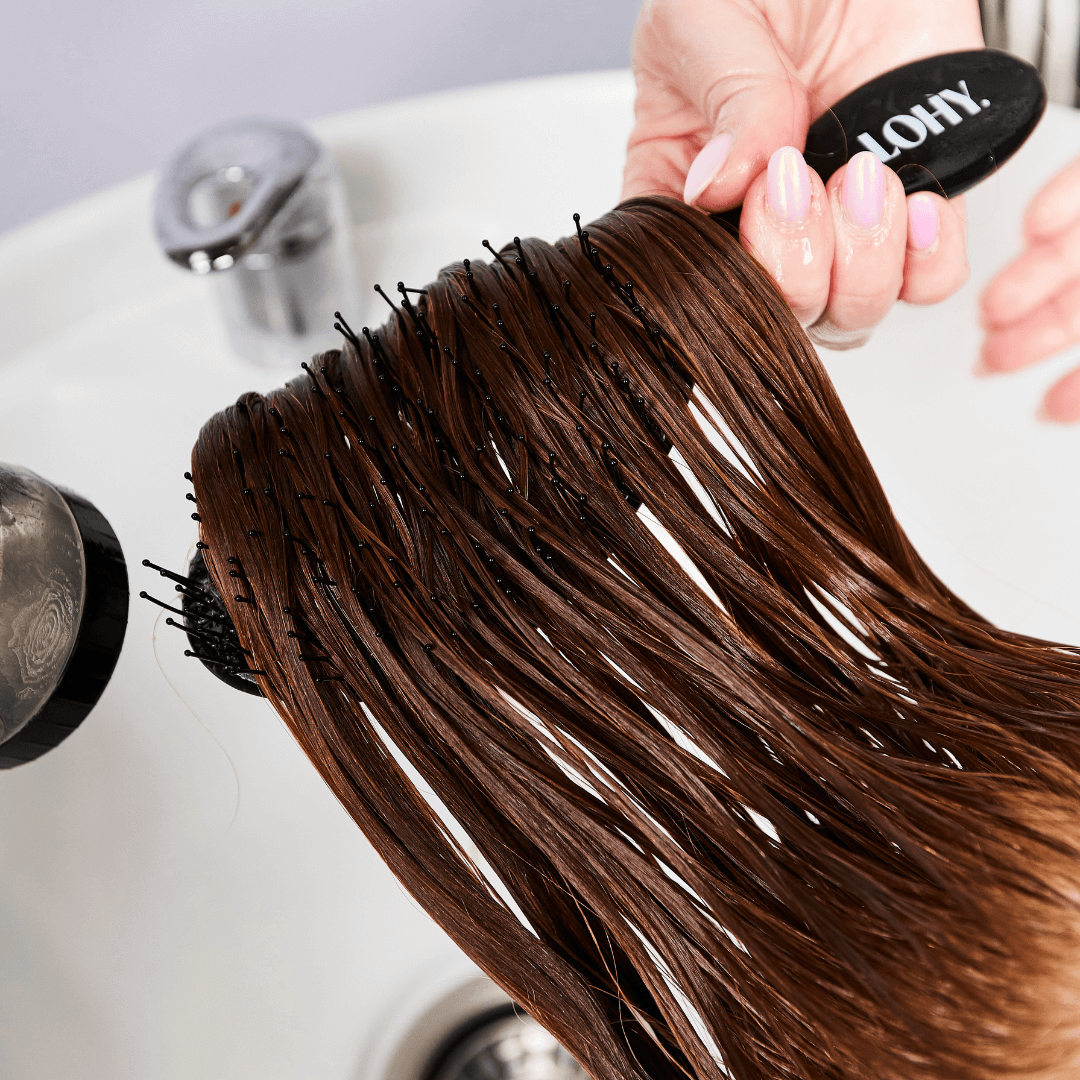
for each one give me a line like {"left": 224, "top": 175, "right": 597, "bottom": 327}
{"left": 843, "top": 150, "right": 885, "bottom": 230}
{"left": 908, "top": 193, "right": 939, "bottom": 251}
{"left": 766, "top": 146, "right": 811, "bottom": 225}
{"left": 684, "top": 133, "right": 734, "bottom": 205}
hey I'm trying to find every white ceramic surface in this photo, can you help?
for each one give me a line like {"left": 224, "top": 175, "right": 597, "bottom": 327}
{"left": 1, "top": 69, "right": 1079, "bottom": 1080}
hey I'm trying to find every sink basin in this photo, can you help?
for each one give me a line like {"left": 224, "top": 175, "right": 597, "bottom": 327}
{"left": 0, "top": 70, "right": 1078, "bottom": 1080}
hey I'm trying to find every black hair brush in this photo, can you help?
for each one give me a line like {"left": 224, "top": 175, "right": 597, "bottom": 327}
{"left": 141, "top": 546, "right": 264, "bottom": 697}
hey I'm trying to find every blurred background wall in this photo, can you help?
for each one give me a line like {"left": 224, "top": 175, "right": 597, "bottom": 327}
{"left": 0, "top": 0, "right": 639, "bottom": 236}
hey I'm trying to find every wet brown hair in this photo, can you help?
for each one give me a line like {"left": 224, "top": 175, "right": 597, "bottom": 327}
{"left": 191, "top": 198, "right": 1080, "bottom": 1080}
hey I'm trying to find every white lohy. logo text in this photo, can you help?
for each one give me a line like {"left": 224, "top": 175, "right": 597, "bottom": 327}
{"left": 856, "top": 81, "right": 991, "bottom": 162}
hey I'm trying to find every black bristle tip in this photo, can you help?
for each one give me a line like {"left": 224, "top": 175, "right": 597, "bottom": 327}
{"left": 373, "top": 283, "right": 397, "bottom": 311}
{"left": 140, "top": 592, "right": 188, "bottom": 618}
{"left": 482, "top": 239, "right": 508, "bottom": 268}
{"left": 334, "top": 311, "right": 361, "bottom": 348}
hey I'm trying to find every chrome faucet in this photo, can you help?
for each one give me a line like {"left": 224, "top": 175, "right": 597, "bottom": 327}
{"left": 153, "top": 118, "right": 359, "bottom": 369}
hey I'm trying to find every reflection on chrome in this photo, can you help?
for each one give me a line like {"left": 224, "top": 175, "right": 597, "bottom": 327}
{"left": 429, "top": 1014, "right": 587, "bottom": 1080}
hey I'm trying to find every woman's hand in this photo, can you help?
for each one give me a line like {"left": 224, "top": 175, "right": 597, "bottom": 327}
{"left": 623, "top": 0, "right": 983, "bottom": 348}
{"left": 980, "top": 156, "right": 1080, "bottom": 421}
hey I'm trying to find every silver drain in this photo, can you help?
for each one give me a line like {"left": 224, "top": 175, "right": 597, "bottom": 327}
{"left": 428, "top": 1012, "right": 587, "bottom": 1080}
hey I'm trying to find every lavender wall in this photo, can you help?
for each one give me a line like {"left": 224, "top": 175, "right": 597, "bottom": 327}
{"left": 0, "top": 0, "right": 639, "bottom": 236}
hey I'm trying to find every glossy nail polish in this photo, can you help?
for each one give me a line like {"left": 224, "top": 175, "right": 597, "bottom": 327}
{"left": 843, "top": 151, "right": 886, "bottom": 229}
{"left": 766, "top": 146, "right": 811, "bottom": 225}
{"left": 908, "top": 193, "right": 939, "bottom": 251}
{"left": 684, "top": 133, "right": 734, "bottom": 205}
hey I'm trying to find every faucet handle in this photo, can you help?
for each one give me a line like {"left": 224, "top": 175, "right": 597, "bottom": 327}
{"left": 153, "top": 117, "right": 321, "bottom": 272}
{"left": 152, "top": 117, "right": 359, "bottom": 369}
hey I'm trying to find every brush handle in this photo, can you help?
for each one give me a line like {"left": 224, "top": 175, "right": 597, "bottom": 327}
{"left": 805, "top": 49, "right": 1046, "bottom": 198}
{"left": 715, "top": 48, "right": 1046, "bottom": 232}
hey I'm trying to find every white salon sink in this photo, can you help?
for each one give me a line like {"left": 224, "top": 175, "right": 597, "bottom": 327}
{"left": 0, "top": 70, "right": 1078, "bottom": 1080}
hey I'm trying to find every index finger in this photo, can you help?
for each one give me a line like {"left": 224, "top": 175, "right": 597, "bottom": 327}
{"left": 623, "top": 0, "right": 810, "bottom": 210}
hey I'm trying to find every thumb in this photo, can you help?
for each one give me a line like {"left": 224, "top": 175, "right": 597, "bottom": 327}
{"left": 624, "top": 1, "right": 812, "bottom": 212}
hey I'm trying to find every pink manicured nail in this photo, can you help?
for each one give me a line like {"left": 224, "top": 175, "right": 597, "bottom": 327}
{"left": 684, "top": 133, "right": 734, "bottom": 205}
{"left": 843, "top": 150, "right": 885, "bottom": 229}
{"left": 908, "top": 193, "right": 939, "bottom": 251}
{"left": 766, "top": 146, "right": 811, "bottom": 224}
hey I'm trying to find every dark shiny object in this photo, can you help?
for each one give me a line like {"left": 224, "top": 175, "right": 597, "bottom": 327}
{"left": 804, "top": 49, "right": 1047, "bottom": 197}
{"left": 0, "top": 466, "right": 128, "bottom": 769}
{"left": 181, "top": 549, "right": 264, "bottom": 697}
